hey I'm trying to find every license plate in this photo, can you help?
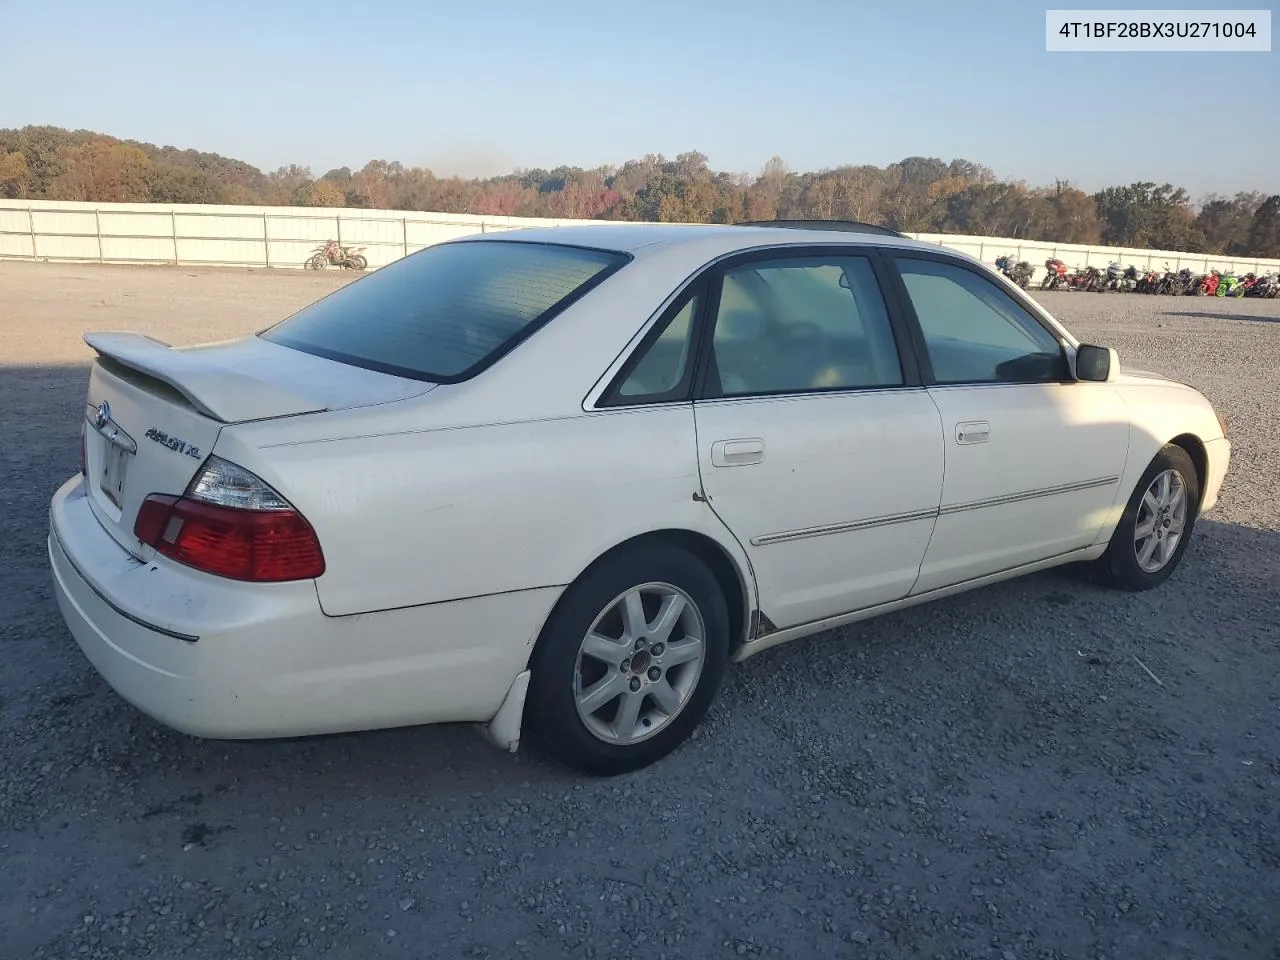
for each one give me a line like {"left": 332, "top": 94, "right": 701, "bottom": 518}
{"left": 100, "top": 442, "right": 131, "bottom": 508}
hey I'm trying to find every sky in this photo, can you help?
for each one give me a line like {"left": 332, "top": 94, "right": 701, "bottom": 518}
{"left": 2, "top": 0, "right": 1277, "bottom": 198}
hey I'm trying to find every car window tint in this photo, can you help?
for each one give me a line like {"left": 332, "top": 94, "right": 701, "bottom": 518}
{"left": 261, "top": 241, "right": 627, "bottom": 381}
{"left": 710, "top": 256, "right": 902, "bottom": 397}
{"left": 894, "top": 258, "right": 1066, "bottom": 384}
{"left": 614, "top": 293, "right": 699, "bottom": 401}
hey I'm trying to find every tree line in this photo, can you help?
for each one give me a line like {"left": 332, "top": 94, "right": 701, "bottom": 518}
{"left": 2, "top": 126, "right": 1278, "bottom": 258}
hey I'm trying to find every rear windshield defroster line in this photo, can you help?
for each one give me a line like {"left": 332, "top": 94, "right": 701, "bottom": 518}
{"left": 260, "top": 240, "right": 631, "bottom": 383}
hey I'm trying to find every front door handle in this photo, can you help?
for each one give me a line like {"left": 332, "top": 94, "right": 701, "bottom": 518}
{"left": 711, "top": 438, "right": 765, "bottom": 467}
{"left": 956, "top": 421, "right": 990, "bottom": 444}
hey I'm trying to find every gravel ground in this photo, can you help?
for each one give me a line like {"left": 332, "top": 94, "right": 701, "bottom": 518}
{"left": 1, "top": 261, "right": 1277, "bottom": 960}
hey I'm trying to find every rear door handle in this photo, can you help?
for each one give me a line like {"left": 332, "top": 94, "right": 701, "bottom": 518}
{"left": 956, "top": 421, "right": 990, "bottom": 444}
{"left": 711, "top": 438, "right": 765, "bottom": 467}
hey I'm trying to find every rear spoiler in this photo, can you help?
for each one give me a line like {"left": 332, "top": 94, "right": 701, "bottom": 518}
{"left": 83, "top": 332, "right": 326, "bottom": 423}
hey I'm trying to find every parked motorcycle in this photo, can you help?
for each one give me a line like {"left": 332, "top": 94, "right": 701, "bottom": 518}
{"left": 1250, "top": 274, "right": 1280, "bottom": 298}
{"left": 1168, "top": 268, "right": 1197, "bottom": 295}
{"left": 995, "top": 254, "right": 1033, "bottom": 288}
{"left": 1078, "top": 265, "right": 1107, "bottom": 292}
{"left": 1216, "top": 273, "right": 1241, "bottom": 297}
{"left": 1105, "top": 263, "right": 1141, "bottom": 292}
{"left": 1041, "top": 258, "right": 1069, "bottom": 290}
{"left": 1232, "top": 273, "right": 1258, "bottom": 297}
{"left": 1197, "top": 270, "right": 1221, "bottom": 296}
{"left": 1065, "top": 266, "right": 1091, "bottom": 291}
{"left": 306, "top": 239, "right": 368, "bottom": 271}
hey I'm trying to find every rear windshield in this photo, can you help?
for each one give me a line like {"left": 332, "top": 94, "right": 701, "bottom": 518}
{"left": 260, "top": 240, "right": 629, "bottom": 381}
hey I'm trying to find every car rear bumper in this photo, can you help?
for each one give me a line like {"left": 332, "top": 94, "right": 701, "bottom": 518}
{"left": 49, "top": 475, "right": 560, "bottom": 739}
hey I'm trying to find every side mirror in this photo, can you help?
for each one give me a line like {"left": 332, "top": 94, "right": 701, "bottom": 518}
{"left": 1075, "top": 343, "right": 1118, "bottom": 382}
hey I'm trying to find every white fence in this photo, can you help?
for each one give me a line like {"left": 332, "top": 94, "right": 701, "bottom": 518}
{"left": 906, "top": 233, "right": 1280, "bottom": 282}
{"left": 2, "top": 199, "right": 1279, "bottom": 281}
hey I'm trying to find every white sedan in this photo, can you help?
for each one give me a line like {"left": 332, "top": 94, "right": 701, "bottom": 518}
{"left": 49, "top": 222, "right": 1231, "bottom": 774}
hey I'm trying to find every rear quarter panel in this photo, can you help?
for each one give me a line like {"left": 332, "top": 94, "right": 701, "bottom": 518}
{"left": 215, "top": 406, "right": 756, "bottom": 619}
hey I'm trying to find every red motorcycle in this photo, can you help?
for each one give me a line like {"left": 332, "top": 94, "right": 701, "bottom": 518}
{"left": 1040, "top": 258, "right": 1069, "bottom": 290}
{"left": 1233, "top": 273, "right": 1259, "bottom": 297}
{"left": 1071, "top": 265, "right": 1107, "bottom": 292}
{"left": 1197, "top": 270, "right": 1221, "bottom": 296}
{"left": 306, "top": 239, "right": 368, "bottom": 271}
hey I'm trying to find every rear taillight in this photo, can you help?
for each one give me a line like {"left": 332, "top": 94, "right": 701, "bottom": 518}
{"left": 133, "top": 456, "right": 324, "bottom": 582}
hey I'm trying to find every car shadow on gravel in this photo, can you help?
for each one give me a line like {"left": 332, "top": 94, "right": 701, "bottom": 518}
{"left": 1163, "top": 309, "right": 1280, "bottom": 323}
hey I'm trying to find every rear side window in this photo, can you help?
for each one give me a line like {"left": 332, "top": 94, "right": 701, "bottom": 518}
{"left": 261, "top": 241, "right": 628, "bottom": 381}
{"left": 607, "top": 289, "right": 702, "bottom": 404}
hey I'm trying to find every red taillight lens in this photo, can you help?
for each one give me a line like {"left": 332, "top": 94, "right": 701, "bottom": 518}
{"left": 134, "top": 494, "right": 325, "bottom": 582}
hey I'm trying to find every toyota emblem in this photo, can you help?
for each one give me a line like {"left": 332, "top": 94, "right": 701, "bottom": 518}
{"left": 94, "top": 401, "right": 111, "bottom": 430}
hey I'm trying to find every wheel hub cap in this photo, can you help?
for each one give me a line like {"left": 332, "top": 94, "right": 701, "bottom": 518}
{"left": 1133, "top": 468, "right": 1188, "bottom": 573}
{"left": 572, "top": 582, "right": 707, "bottom": 746}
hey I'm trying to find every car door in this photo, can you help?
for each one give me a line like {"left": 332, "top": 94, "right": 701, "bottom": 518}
{"left": 688, "top": 249, "right": 945, "bottom": 631}
{"left": 885, "top": 253, "right": 1131, "bottom": 594}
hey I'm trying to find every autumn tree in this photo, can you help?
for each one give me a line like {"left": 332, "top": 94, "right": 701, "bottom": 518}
{"left": 755, "top": 155, "right": 790, "bottom": 209}
{"left": 308, "top": 180, "right": 345, "bottom": 207}
{"left": 346, "top": 160, "right": 398, "bottom": 209}
{"left": 267, "top": 165, "right": 313, "bottom": 205}
{"left": 1246, "top": 196, "right": 1280, "bottom": 258}
{"left": 1195, "top": 192, "right": 1263, "bottom": 255}
{"left": 1042, "top": 182, "right": 1102, "bottom": 244}
{"left": 146, "top": 165, "right": 226, "bottom": 204}
{"left": 0, "top": 151, "right": 29, "bottom": 198}
{"left": 6, "top": 124, "right": 1279, "bottom": 257}
{"left": 1092, "top": 182, "right": 1203, "bottom": 250}
{"left": 50, "top": 141, "right": 151, "bottom": 202}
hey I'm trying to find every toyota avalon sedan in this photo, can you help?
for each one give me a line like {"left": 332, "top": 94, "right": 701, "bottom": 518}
{"left": 49, "top": 221, "right": 1230, "bottom": 774}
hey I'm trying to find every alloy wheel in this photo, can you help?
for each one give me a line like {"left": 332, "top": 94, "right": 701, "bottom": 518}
{"left": 573, "top": 582, "right": 706, "bottom": 745}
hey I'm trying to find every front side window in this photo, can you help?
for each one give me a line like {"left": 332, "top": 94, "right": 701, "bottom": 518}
{"left": 707, "top": 256, "right": 903, "bottom": 397}
{"left": 261, "top": 240, "right": 628, "bottom": 381}
{"left": 894, "top": 257, "right": 1066, "bottom": 384}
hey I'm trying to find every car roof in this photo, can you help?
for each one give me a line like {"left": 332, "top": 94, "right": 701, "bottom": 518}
{"left": 455, "top": 222, "right": 949, "bottom": 259}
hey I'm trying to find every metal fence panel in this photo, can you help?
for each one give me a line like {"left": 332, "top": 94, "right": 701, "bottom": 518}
{"left": 4, "top": 201, "right": 1280, "bottom": 280}
{"left": 100, "top": 236, "right": 176, "bottom": 262}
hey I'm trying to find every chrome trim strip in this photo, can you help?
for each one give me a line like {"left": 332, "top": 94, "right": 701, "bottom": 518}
{"left": 734, "top": 544, "right": 1104, "bottom": 660}
{"left": 939, "top": 476, "right": 1119, "bottom": 515}
{"left": 696, "top": 386, "right": 929, "bottom": 409}
{"left": 750, "top": 476, "right": 1118, "bottom": 547}
{"left": 751, "top": 508, "right": 938, "bottom": 546}
{"left": 84, "top": 404, "right": 137, "bottom": 453}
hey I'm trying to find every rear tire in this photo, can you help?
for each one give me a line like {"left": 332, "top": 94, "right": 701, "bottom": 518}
{"left": 525, "top": 544, "right": 730, "bottom": 775}
{"left": 1094, "top": 444, "right": 1200, "bottom": 591}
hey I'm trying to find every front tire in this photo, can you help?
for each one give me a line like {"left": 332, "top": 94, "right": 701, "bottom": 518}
{"left": 525, "top": 544, "right": 730, "bottom": 775}
{"left": 1095, "top": 444, "right": 1200, "bottom": 591}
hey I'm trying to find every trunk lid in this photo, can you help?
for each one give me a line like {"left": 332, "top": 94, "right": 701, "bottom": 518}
{"left": 81, "top": 332, "right": 433, "bottom": 557}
